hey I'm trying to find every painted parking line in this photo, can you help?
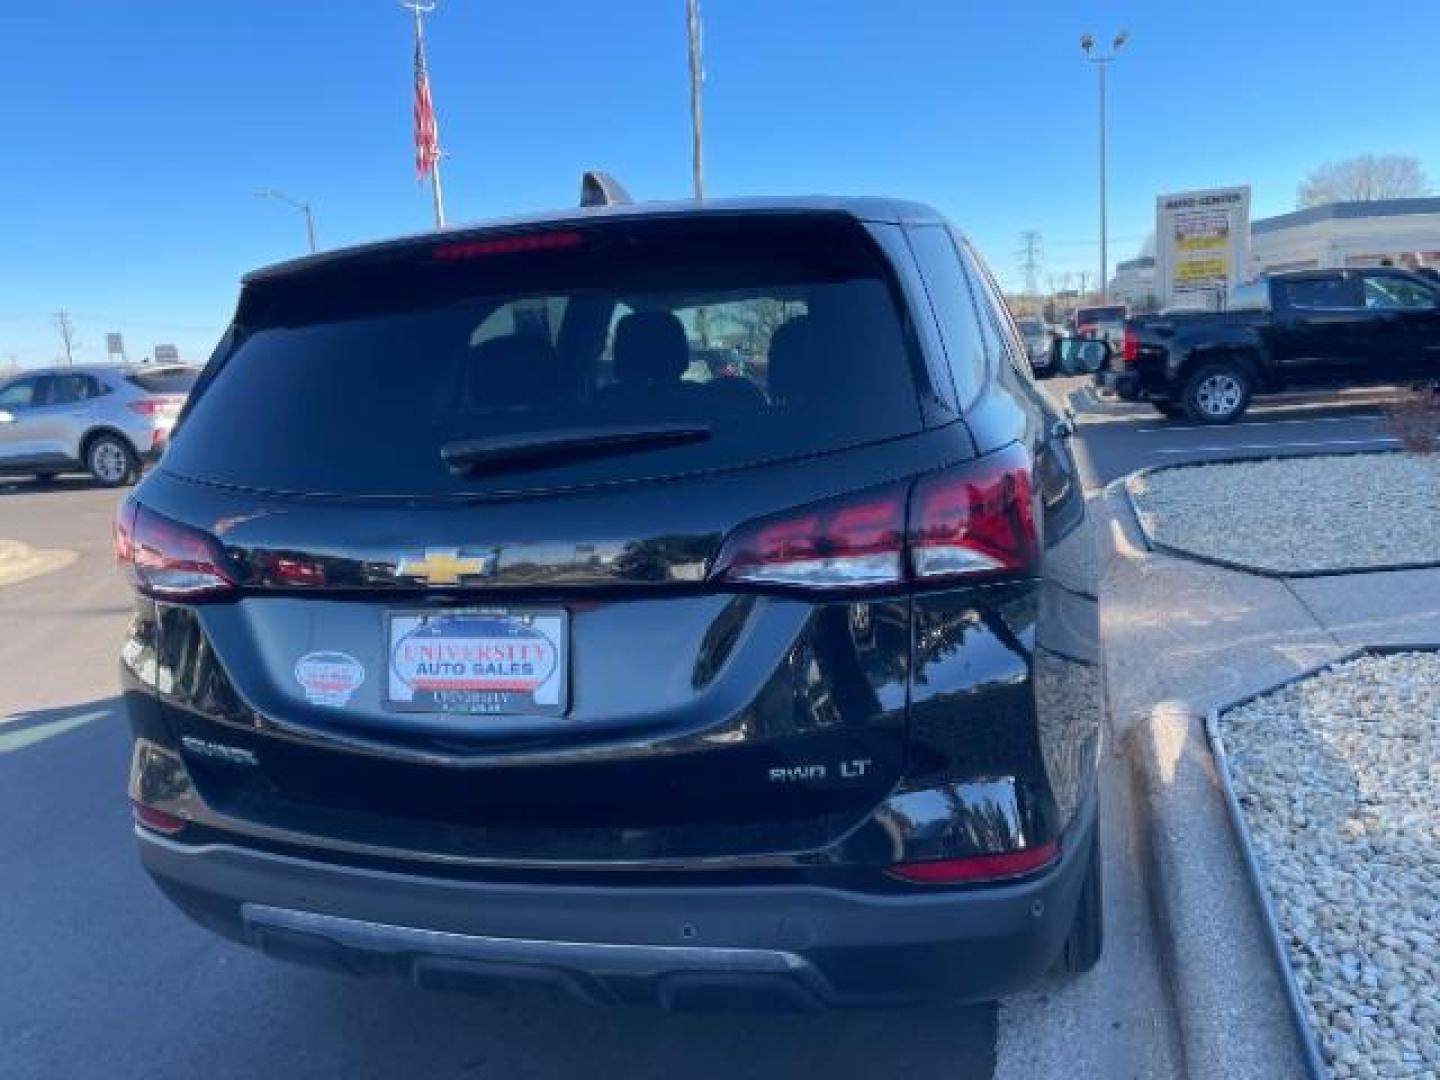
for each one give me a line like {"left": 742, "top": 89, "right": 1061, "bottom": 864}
{"left": 1132, "top": 414, "right": 1383, "bottom": 435}
{"left": 1154, "top": 437, "right": 1400, "bottom": 455}
{"left": 0, "top": 709, "right": 110, "bottom": 753}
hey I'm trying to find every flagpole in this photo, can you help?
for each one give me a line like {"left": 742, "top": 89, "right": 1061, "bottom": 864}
{"left": 685, "top": 0, "right": 704, "bottom": 200}
{"left": 405, "top": 0, "right": 446, "bottom": 228}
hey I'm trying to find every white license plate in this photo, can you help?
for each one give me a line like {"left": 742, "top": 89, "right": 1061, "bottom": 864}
{"left": 385, "top": 608, "right": 568, "bottom": 716}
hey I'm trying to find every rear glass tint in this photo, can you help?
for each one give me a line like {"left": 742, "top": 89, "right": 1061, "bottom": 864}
{"left": 1075, "top": 305, "right": 1126, "bottom": 324}
{"left": 126, "top": 367, "right": 199, "bottom": 394}
{"left": 166, "top": 215, "right": 924, "bottom": 497}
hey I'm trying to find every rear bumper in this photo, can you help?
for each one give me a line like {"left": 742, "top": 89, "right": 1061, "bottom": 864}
{"left": 137, "top": 794, "right": 1097, "bottom": 1009}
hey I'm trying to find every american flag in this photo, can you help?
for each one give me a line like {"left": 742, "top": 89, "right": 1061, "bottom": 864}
{"left": 413, "top": 33, "right": 440, "bottom": 180}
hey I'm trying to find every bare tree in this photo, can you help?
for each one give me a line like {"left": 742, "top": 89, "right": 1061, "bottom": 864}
{"left": 1297, "top": 154, "right": 1429, "bottom": 208}
{"left": 52, "top": 310, "right": 79, "bottom": 365}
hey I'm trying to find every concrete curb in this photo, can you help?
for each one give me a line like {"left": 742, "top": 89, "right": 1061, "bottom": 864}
{"left": 1123, "top": 450, "right": 1440, "bottom": 580}
{"left": 1126, "top": 704, "right": 1314, "bottom": 1079}
{"left": 1094, "top": 481, "right": 1323, "bottom": 1078}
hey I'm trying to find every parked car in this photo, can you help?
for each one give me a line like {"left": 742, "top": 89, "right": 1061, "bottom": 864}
{"left": 1014, "top": 316, "right": 1052, "bottom": 367}
{"left": 689, "top": 345, "right": 746, "bottom": 379}
{"left": 1099, "top": 268, "right": 1440, "bottom": 423}
{"left": 0, "top": 363, "right": 198, "bottom": 486}
{"left": 118, "top": 193, "right": 1103, "bottom": 1009}
{"left": 1073, "top": 303, "right": 1127, "bottom": 349}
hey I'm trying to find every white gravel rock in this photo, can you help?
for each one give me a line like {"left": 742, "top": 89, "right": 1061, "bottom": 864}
{"left": 1129, "top": 453, "right": 1440, "bottom": 574}
{"left": 1220, "top": 652, "right": 1440, "bottom": 1079}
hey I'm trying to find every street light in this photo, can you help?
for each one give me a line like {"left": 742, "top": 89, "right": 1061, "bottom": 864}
{"left": 254, "top": 189, "right": 317, "bottom": 253}
{"left": 1081, "top": 30, "right": 1128, "bottom": 301}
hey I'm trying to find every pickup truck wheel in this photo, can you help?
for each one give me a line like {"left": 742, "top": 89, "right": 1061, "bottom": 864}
{"left": 1183, "top": 362, "right": 1252, "bottom": 424}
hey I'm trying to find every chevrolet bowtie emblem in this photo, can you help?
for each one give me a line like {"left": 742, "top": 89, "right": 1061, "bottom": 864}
{"left": 394, "top": 548, "right": 493, "bottom": 586}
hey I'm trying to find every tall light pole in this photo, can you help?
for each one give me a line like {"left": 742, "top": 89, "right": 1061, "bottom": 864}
{"left": 685, "top": 0, "right": 705, "bottom": 199}
{"left": 1081, "top": 30, "right": 1128, "bottom": 301}
{"left": 255, "top": 189, "right": 317, "bottom": 253}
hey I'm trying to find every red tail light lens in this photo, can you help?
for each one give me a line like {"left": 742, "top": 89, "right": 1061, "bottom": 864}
{"left": 710, "top": 445, "right": 1038, "bottom": 591}
{"left": 1122, "top": 327, "right": 1139, "bottom": 364}
{"left": 889, "top": 840, "right": 1058, "bottom": 884}
{"left": 116, "top": 502, "right": 234, "bottom": 599}
{"left": 113, "top": 498, "right": 136, "bottom": 565}
{"left": 128, "top": 399, "right": 165, "bottom": 416}
{"left": 909, "top": 443, "right": 1037, "bottom": 579}
{"left": 711, "top": 486, "right": 906, "bottom": 589}
{"left": 131, "top": 800, "right": 188, "bottom": 836}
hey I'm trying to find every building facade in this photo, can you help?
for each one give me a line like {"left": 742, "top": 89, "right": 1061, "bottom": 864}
{"left": 1251, "top": 197, "right": 1440, "bottom": 273}
{"left": 1109, "top": 255, "right": 1157, "bottom": 310}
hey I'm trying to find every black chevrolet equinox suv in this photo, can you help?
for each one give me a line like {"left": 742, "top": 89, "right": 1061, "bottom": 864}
{"left": 118, "top": 194, "right": 1103, "bottom": 1008}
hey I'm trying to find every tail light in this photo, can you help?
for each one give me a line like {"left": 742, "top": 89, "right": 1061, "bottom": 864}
{"left": 115, "top": 500, "right": 234, "bottom": 599}
{"left": 131, "top": 800, "right": 188, "bottom": 836}
{"left": 710, "top": 444, "right": 1037, "bottom": 591}
{"left": 1122, "top": 327, "right": 1139, "bottom": 364}
{"left": 889, "top": 840, "right": 1058, "bottom": 884}
{"left": 710, "top": 487, "right": 906, "bottom": 588}
{"left": 909, "top": 443, "right": 1036, "bottom": 578}
{"left": 127, "top": 398, "right": 174, "bottom": 416}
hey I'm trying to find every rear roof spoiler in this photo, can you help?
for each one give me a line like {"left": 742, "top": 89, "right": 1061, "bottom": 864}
{"left": 580, "top": 171, "right": 632, "bottom": 208}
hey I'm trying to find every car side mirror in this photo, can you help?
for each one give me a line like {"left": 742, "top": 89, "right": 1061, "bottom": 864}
{"left": 1045, "top": 337, "right": 1111, "bottom": 377}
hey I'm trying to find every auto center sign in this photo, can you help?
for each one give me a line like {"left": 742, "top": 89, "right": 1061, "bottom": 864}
{"left": 1156, "top": 186, "right": 1251, "bottom": 310}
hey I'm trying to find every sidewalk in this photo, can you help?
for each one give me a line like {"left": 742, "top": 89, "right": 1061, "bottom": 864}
{"left": 1098, "top": 480, "right": 1440, "bottom": 1078}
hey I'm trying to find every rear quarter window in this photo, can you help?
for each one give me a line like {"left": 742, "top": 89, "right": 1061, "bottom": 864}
{"left": 905, "top": 224, "right": 988, "bottom": 407}
{"left": 126, "top": 367, "right": 199, "bottom": 394}
{"left": 166, "top": 215, "right": 926, "bottom": 497}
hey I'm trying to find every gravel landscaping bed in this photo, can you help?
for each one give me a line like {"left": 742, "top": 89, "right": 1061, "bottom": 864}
{"left": 1129, "top": 454, "right": 1440, "bottom": 574}
{"left": 1220, "top": 652, "right": 1440, "bottom": 1078}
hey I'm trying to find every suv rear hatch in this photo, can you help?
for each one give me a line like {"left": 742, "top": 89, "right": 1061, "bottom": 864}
{"left": 132, "top": 212, "right": 954, "bottom": 865}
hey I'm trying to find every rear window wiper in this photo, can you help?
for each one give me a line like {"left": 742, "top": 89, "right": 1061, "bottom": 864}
{"left": 441, "top": 423, "right": 712, "bottom": 475}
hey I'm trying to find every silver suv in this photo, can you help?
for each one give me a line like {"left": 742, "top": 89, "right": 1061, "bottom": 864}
{"left": 0, "top": 364, "right": 198, "bottom": 486}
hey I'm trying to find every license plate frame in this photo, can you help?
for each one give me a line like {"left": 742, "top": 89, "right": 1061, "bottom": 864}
{"left": 384, "top": 607, "right": 569, "bottom": 717}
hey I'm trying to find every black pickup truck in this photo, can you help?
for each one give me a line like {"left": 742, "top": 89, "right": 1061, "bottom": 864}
{"left": 1096, "top": 268, "right": 1440, "bottom": 422}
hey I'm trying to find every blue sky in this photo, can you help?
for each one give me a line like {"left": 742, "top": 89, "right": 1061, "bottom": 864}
{"left": 2, "top": 0, "right": 1438, "bottom": 366}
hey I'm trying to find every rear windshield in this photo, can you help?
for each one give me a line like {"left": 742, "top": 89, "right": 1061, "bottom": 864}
{"left": 1015, "top": 318, "right": 1045, "bottom": 334}
{"left": 1075, "top": 305, "right": 1126, "bottom": 324}
{"left": 166, "top": 215, "right": 924, "bottom": 497}
{"left": 125, "top": 367, "right": 199, "bottom": 394}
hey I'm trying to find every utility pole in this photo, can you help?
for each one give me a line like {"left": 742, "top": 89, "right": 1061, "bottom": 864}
{"left": 406, "top": 1, "right": 446, "bottom": 228}
{"left": 1017, "top": 231, "right": 1043, "bottom": 298}
{"left": 1081, "top": 31, "right": 1128, "bottom": 301}
{"left": 52, "top": 311, "right": 78, "bottom": 365}
{"left": 685, "top": 0, "right": 705, "bottom": 199}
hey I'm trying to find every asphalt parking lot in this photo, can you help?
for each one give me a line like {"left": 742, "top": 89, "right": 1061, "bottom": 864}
{"left": 1061, "top": 383, "right": 1405, "bottom": 489}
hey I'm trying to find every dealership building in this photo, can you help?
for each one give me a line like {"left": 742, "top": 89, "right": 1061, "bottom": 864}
{"left": 1250, "top": 196, "right": 1440, "bottom": 272}
{"left": 1110, "top": 196, "right": 1440, "bottom": 308}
